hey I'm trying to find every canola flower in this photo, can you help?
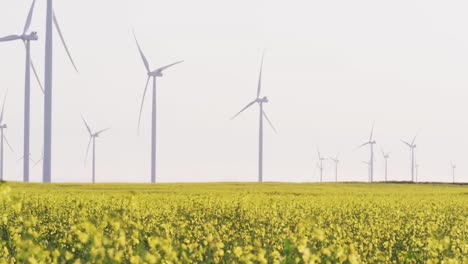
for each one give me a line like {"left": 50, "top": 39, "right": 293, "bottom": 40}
{"left": 0, "top": 182, "right": 466, "bottom": 263}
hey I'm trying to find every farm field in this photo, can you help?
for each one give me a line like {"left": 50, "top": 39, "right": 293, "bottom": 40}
{"left": 0, "top": 182, "right": 466, "bottom": 263}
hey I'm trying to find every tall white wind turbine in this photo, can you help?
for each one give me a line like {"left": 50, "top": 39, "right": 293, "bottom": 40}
{"left": 133, "top": 32, "right": 183, "bottom": 183}
{"left": 42, "top": 1, "right": 79, "bottom": 183}
{"left": 381, "top": 148, "right": 390, "bottom": 182}
{"left": 357, "top": 124, "right": 376, "bottom": 182}
{"left": 232, "top": 53, "right": 276, "bottom": 182}
{"left": 0, "top": 0, "right": 43, "bottom": 182}
{"left": 329, "top": 154, "right": 339, "bottom": 182}
{"left": 0, "top": 94, "right": 14, "bottom": 181}
{"left": 401, "top": 134, "right": 417, "bottom": 182}
{"left": 82, "top": 117, "right": 109, "bottom": 184}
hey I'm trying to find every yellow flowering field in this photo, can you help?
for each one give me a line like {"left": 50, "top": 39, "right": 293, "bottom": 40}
{"left": 0, "top": 182, "right": 466, "bottom": 263}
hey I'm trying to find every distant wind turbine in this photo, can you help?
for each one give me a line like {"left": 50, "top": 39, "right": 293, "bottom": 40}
{"left": 133, "top": 31, "right": 183, "bottom": 184}
{"left": 0, "top": 0, "right": 43, "bottom": 182}
{"left": 451, "top": 162, "right": 456, "bottom": 184}
{"left": 381, "top": 148, "right": 390, "bottom": 182}
{"left": 42, "top": 1, "right": 79, "bottom": 183}
{"left": 329, "top": 154, "right": 339, "bottom": 182}
{"left": 316, "top": 150, "right": 327, "bottom": 183}
{"left": 401, "top": 134, "right": 418, "bottom": 182}
{"left": 232, "top": 53, "right": 276, "bottom": 182}
{"left": 82, "top": 117, "right": 109, "bottom": 184}
{"left": 0, "top": 94, "right": 14, "bottom": 181}
{"left": 357, "top": 124, "right": 376, "bottom": 182}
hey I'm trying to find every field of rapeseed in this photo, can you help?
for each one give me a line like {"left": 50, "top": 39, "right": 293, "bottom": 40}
{"left": 0, "top": 182, "right": 466, "bottom": 263}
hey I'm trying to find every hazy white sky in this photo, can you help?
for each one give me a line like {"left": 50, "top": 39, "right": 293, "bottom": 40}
{"left": 0, "top": 0, "right": 467, "bottom": 183}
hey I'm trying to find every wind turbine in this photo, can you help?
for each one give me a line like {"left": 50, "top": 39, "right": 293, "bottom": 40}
{"left": 0, "top": 0, "right": 44, "bottom": 182}
{"left": 0, "top": 94, "right": 14, "bottom": 181}
{"left": 317, "top": 150, "right": 327, "bottom": 183}
{"left": 42, "top": 1, "right": 79, "bottom": 183}
{"left": 329, "top": 154, "right": 339, "bottom": 182}
{"left": 401, "top": 134, "right": 417, "bottom": 182}
{"left": 133, "top": 32, "right": 183, "bottom": 184}
{"left": 82, "top": 116, "right": 109, "bottom": 184}
{"left": 381, "top": 148, "right": 390, "bottom": 182}
{"left": 232, "top": 53, "right": 276, "bottom": 183}
{"left": 451, "top": 162, "right": 456, "bottom": 184}
{"left": 357, "top": 124, "right": 376, "bottom": 182}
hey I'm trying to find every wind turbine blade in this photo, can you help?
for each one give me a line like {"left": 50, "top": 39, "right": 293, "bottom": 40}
{"left": 0, "top": 35, "right": 21, "bottom": 42}
{"left": 3, "top": 135, "right": 13, "bottom": 152}
{"left": 156, "top": 60, "right": 184, "bottom": 72}
{"left": 0, "top": 92, "right": 7, "bottom": 124}
{"left": 401, "top": 140, "right": 411, "bottom": 147}
{"left": 355, "top": 142, "right": 369, "bottom": 151}
{"left": 411, "top": 134, "right": 418, "bottom": 145}
{"left": 53, "top": 12, "right": 78, "bottom": 72}
{"left": 256, "top": 52, "right": 264, "bottom": 98}
{"left": 84, "top": 137, "right": 92, "bottom": 164}
{"left": 369, "top": 123, "right": 375, "bottom": 141}
{"left": 33, "top": 158, "right": 42, "bottom": 167}
{"left": 132, "top": 31, "right": 150, "bottom": 73}
{"left": 95, "top": 127, "right": 110, "bottom": 136}
{"left": 30, "top": 59, "right": 44, "bottom": 93}
{"left": 23, "top": 0, "right": 36, "bottom": 35}
{"left": 262, "top": 110, "right": 277, "bottom": 134}
{"left": 231, "top": 100, "right": 256, "bottom": 120}
{"left": 81, "top": 115, "right": 92, "bottom": 135}
{"left": 137, "top": 76, "right": 151, "bottom": 134}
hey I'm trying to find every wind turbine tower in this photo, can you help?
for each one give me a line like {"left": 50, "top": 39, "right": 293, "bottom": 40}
{"left": 381, "top": 149, "right": 390, "bottom": 182}
{"left": 451, "top": 163, "right": 456, "bottom": 184}
{"left": 42, "top": 0, "right": 78, "bottom": 182}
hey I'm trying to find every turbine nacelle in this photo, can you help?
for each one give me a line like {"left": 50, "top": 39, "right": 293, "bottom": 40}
{"left": 257, "top": 96, "right": 268, "bottom": 103}
{"left": 0, "top": 124, "right": 7, "bottom": 129}
{"left": 148, "top": 70, "right": 163, "bottom": 77}
{"left": 22, "top": 32, "right": 38, "bottom": 41}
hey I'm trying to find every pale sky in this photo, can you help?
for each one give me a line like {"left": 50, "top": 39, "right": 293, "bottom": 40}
{"left": 0, "top": 0, "right": 467, "bottom": 183}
